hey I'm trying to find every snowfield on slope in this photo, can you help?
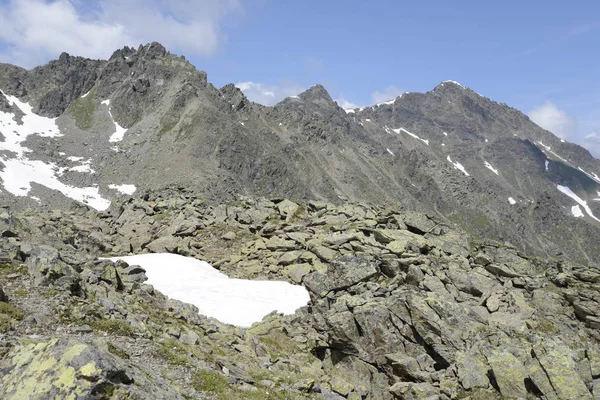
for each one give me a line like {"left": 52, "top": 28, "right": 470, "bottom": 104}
{"left": 101, "top": 99, "right": 128, "bottom": 143}
{"left": 556, "top": 185, "right": 600, "bottom": 222}
{"left": 447, "top": 156, "right": 470, "bottom": 176}
{"left": 0, "top": 90, "right": 111, "bottom": 210}
{"left": 107, "top": 253, "right": 310, "bottom": 327}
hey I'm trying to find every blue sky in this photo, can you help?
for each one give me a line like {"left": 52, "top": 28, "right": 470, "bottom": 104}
{"left": 0, "top": 0, "right": 599, "bottom": 155}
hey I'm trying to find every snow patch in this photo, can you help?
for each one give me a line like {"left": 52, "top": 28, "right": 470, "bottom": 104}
{"left": 537, "top": 141, "right": 568, "bottom": 163}
{"left": 545, "top": 160, "right": 549, "bottom": 171}
{"left": 392, "top": 127, "right": 429, "bottom": 145}
{"left": 571, "top": 205, "right": 584, "bottom": 217}
{"left": 443, "top": 132, "right": 448, "bottom": 136}
{"left": 484, "top": 161, "right": 499, "bottom": 175}
{"left": 108, "top": 184, "right": 137, "bottom": 195}
{"left": 102, "top": 99, "right": 128, "bottom": 143}
{"left": 447, "top": 156, "right": 470, "bottom": 176}
{"left": 386, "top": 148, "right": 394, "bottom": 156}
{"left": 508, "top": 197, "right": 517, "bottom": 205}
{"left": 81, "top": 91, "right": 90, "bottom": 98}
{"left": 106, "top": 253, "right": 310, "bottom": 327}
{"left": 577, "top": 167, "right": 600, "bottom": 185}
{"left": 556, "top": 185, "right": 600, "bottom": 222}
{"left": 0, "top": 90, "right": 110, "bottom": 210}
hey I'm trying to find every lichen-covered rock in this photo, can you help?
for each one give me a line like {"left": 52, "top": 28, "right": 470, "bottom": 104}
{"left": 0, "top": 338, "right": 184, "bottom": 399}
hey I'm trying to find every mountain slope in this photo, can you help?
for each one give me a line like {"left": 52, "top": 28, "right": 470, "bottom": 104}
{"left": 0, "top": 43, "right": 599, "bottom": 264}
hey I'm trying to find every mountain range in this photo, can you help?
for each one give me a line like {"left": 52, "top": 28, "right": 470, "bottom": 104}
{"left": 1, "top": 42, "right": 599, "bottom": 265}
{"left": 2, "top": 42, "right": 600, "bottom": 399}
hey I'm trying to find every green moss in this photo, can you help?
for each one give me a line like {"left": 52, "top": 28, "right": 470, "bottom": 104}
{"left": 90, "top": 319, "right": 135, "bottom": 336}
{"left": 0, "top": 263, "right": 27, "bottom": 275}
{"left": 14, "top": 290, "right": 28, "bottom": 296}
{"left": 41, "top": 289, "right": 59, "bottom": 297}
{"left": 0, "top": 301, "right": 24, "bottom": 320}
{"left": 68, "top": 89, "right": 98, "bottom": 130}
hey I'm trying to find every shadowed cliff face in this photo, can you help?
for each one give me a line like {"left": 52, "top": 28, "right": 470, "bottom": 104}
{"left": 0, "top": 43, "right": 599, "bottom": 264}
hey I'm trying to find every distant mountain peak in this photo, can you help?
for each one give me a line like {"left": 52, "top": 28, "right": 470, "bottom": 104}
{"left": 298, "top": 84, "right": 333, "bottom": 103}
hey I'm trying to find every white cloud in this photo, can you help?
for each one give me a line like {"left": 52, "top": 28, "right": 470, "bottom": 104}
{"left": 0, "top": 0, "right": 240, "bottom": 68}
{"left": 371, "top": 86, "right": 403, "bottom": 104}
{"left": 583, "top": 132, "right": 600, "bottom": 158}
{"left": 236, "top": 81, "right": 304, "bottom": 106}
{"left": 335, "top": 98, "right": 360, "bottom": 110}
{"left": 528, "top": 101, "right": 576, "bottom": 139}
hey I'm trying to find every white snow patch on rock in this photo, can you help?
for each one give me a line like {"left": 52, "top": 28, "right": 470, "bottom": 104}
{"left": 577, "top": 167, "right": 600, "bottom": 185}
{"left": 447, "top": 156, "right": 470, "bottom": 176}
{"left": 571, "top": 205, "right": 584, "bottom": 217}
{"left": 102, "top": 99, "right": 128, "bottom": 143}
{"left": 386, "top": 148, "right": 394, "bottom": 156}
{"left": 108, "top": 184, "right": 137, "bottom": 195}
{"left": 484, "top": 161, "right": 499, "bottom": 175}
{"left": 556, "top": 185, "right": 600, "bottom": 222}
{"left": 106, "top": 253, "right": 310, "bottom": 327}
{"left": 392, "top": 127, "right": 429, "bottom": 145}
{"left": 508, "top": 197, "right": 517, "bottom": 205}
{"left": 0, "top": 90, "right": 110, "bottom": 210}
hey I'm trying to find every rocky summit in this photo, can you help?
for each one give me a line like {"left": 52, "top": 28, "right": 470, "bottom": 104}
{"left": 1, "top": 43, "right": 600, "bottom": 399}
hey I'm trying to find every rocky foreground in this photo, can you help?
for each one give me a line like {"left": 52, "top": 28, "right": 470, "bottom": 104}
{"left": 1, "top": 188, "right": 600, "bottom": 399}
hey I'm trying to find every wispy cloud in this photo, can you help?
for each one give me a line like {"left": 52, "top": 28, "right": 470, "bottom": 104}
{"left": 335, "top": 98, "right": 360, "bottom": 110}
{"left": 236, "top": 81, "right": 304, "bottom": 105}
{"left": 371, "top": 86, "right": 403, "bottom": 104}
{"left": 528, "top": 101, "right": 576, "bottom": 139}
{"left": 0, "top": 0, "right": 241, "bottom": 68}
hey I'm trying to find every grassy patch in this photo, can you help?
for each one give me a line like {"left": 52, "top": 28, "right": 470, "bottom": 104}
{"left": 0, "top": 263, "right": 27, "bottom": 275}
{"left": 156, "top": 339, "right": 190, "bottom": 366}
{"left": 69, "top": 89, "right": 98, "bottom": 130}
{"left": 0, "top": 301, "right": 24, "bottom": 332}
{"left": 257, "top": 330, "right": 300, "bottom": 359}
{"left": 191, "top": 370, "right": 229, "bottom": 394}
{"left": 14, "top": 290, "right": 28, "bottom": 296}
{"left": 90, "top": 319, "right": 135, "bottom": 336}
{"left": 107, "top": 341, "right": 130, "bottom": 359}
{"left": 191, "top": 370, "right": 301, "bottom": 400}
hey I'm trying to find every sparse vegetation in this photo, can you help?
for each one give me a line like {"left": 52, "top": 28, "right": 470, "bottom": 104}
{"left": 69, "top": 89, "right": 97, "bottom": 129}
{"left": 106, "top": 341, "right": 130, "bottom": 359}
{"left": 90, "top": 319, "right": 135, "bottom": 336}
{"left": 0, "top": 301, "right": 24, "bottom": 332}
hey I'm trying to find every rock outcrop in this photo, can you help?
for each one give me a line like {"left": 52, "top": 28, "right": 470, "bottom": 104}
{"left": 1, "top": 188, "right": 600, "bottom": 398}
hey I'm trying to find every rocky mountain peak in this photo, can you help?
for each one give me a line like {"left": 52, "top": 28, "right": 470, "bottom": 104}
{"left": 299, "top": 84, "right": 334, "bottom": 103}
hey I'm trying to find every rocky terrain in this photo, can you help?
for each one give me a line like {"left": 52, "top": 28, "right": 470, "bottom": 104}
{"left": 1, "top": 188, "right": 600, "bottom": 399}
{"left": 1, "top": 42, "right": 600, "bottom": 265}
